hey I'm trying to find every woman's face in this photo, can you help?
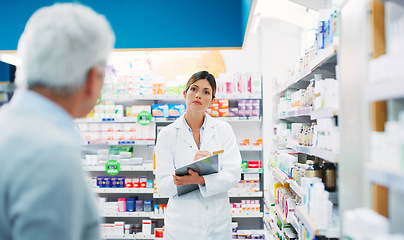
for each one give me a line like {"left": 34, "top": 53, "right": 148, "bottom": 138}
{"left": 183, "top": 79, "right": 214, "bottom": 113}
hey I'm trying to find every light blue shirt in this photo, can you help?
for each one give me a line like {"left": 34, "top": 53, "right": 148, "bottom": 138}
{"left": 183, "top": 114, "right": 207, "bottom": 149}
{"left": 0, "top": 90, "right": 100, "bottom": 240}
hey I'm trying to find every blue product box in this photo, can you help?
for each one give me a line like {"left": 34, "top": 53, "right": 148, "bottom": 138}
{"left": 97, "top": 177, "right": 103, "bottom": 188}
{"left": 168, "top": 104, "right": 186, "bottom": 117}
{"left": 117, "top": 177, "right": 125, "bottom": 188}
{"left": 110, "top": 177, "right": 125, "bottom": 188}
{"left": 110, "top": 177, "right": 118, "bottom": 188}
{"left": 152, "top": 104, "right": 169, "bottom": 118}
{"left": 144, "top": 200, "right": 152, "bottom": 212}
{"left": 102, "top": 176, "right": 111, "bottom": 188}
{"left": 146, "top": 179, "right": 153, "bottom": 188}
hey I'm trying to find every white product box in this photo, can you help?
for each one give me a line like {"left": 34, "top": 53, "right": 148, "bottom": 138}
{"left": 115, "top": 221, "right": 125, "bottom": 235}
{"left": 142, "top": 220, "right": 152, "bottom": 234}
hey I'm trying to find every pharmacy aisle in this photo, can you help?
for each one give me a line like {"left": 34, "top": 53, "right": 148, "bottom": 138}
{"left": 75, "top": 49, "right": 266, "bottom": 239}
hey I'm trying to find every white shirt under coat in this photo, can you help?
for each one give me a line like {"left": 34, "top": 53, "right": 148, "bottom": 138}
{"left": 155, "top": 113, "right": 241, "bottom": 240}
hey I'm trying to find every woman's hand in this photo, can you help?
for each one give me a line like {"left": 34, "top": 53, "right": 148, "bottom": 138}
{"left": 173, "top": 169, "right": 205, "bottom": 186}
{"left": 193, "top": 151, "right": 212, "bottom": 161}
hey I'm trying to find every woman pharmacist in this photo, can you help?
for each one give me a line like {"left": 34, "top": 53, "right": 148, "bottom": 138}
{"left": 155, "top": 71, "right": 241, "bottom": 240}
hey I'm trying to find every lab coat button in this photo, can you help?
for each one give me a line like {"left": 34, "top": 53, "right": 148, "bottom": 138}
{"left": 205, "top": 206, "right": 208, "bottom": 210}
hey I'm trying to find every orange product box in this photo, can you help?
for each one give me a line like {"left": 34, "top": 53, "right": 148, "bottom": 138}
{"left": 211, "top": 100, "right": 220, "bottom": 111}
{"left": 218, "top": 99, "right": 229, "bottom": 109}
{"left": 219, "top": 108, "right": 229, "bottom": 117}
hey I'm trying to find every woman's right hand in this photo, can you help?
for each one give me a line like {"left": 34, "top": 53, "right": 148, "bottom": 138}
{"left": 193, "top": 150, "right": 212, "bottom": 161}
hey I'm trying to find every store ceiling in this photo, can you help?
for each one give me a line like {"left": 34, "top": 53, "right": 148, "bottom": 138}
{"left": 0, "top": 0, "right": 254, "bottom": 51}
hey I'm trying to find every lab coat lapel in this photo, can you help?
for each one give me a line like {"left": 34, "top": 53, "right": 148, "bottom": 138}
{"left": 176, "top": 115, "right": 198, "bottom": 149}
{"left": 200, "top": 115, "right": 215, "bottom": 150}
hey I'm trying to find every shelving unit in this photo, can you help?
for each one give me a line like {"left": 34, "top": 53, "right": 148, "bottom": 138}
{"left": 228, "top": 191, "right": 263, "bottom": 197}
{"left": 101, "top": 212, "right": 154, "bottom": 218}
{"left": 366, "top": 163, "right": 404, "bottom": 194}
{"left": 101, "top": 234, "right": 154, "bottom": 239}
{"left": 310, "top": 108, "right": 338, "bottom": 120}
{"left": 102, "top": 93, "right": 262, "bottom": 102}
{"left": 277, "top": 139, "right": 338, "bottom": 163}
{"left": 273, "top": 168, "right": 288, "bottom": 184}
{"left": 147, "top": 212, "right": 264, "bottom": 219}
{"left": 274, "top": 44, "right": 337, "bottom": 95}
{"left": 84, "top": 165, "right": 153, "bottom": 172}
{"left": 266, "top": 7, "right": 340, "bottom": 238}
{"left": 84, "top": 140, "right": 156, "bottom": 146}
{"left": 94, "top": 188, "right": 154, "bottom": 194}
{"left": 274, "top": 205, "right": 287, "bottom": 225}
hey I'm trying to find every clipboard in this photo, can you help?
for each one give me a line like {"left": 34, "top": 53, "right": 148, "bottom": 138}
{"left": 175, "top": 151, "right": 222, "bottom": 196}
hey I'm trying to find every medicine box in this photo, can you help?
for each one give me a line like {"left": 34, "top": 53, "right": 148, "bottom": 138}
{"left": 152, "top": 104, "right": 169, "bottom": 118}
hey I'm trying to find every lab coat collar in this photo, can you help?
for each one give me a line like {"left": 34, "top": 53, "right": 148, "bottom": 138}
{"left": 173, "top": 113, "right": 217, "bottom": 150}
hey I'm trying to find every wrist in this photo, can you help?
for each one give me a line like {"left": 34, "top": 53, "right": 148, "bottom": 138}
{"left": 199, "top": 176, "right": 205, "bottom": 185}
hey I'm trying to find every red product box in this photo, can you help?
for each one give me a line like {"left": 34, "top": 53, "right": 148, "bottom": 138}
{"left": 247, "top": 160, "right": 261, "bottom": 168}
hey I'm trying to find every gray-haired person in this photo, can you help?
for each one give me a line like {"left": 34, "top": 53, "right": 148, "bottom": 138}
{"left": 0, "top": 3, "right": 115, "bottom": 240}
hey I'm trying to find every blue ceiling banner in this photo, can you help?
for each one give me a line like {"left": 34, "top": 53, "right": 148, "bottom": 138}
{"left": 0, "top": 0, "right": 255, "bottom": 50}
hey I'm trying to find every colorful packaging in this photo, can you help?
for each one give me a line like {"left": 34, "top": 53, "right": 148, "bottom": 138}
{"left": 247, "top": 160, "right": 261, "bottom": 168}
{"left": 144, "top": 200, "right": 152, "bottom": 212}
{"left": 168, "top": 104, "right": 186, "bottom": 117}
{"left": 139, "top": 177, "right": 147, "bottom": 188}
{"left": 152, "top": 104, "right": 169, "bottom": 118}
{"left": 132, "top": 177, "right": 140, "bottom": 188}
{"left": 147, "top": 179, "right": 153, "bottom": 188}
{"left": 136, "top": 200, "right": 144, "bottom": 211}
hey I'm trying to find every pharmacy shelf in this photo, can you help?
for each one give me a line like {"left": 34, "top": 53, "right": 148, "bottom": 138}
{"left": 242, "top": 168, "right": 263, "bottom": 173}
{"left": 74, "top": 117, "right": 138, "bottom": 123}
{"left": 101, "top": 212, "right": 154, "bottom": 218}
{"left": 154, "top": 116, "right": 262, "bottom": 123}
{"left": 153, "top": 193, "right": 169, "bottom": 199}
{"left": 275, "top": 44, "right": 337, "bottom": 95}
{"left": 276, "top": 108, "right": 313, "bottom": 123}
{"left": 310, "top": 108, "right": 338, "bottom": 120}
{"left": 367, "top": 54, "right": 404, "bottom": 101}
{"left": 289, "top": 0, "right": 333, "bottom": 11}
{"left": 277, "top": 141, "right": 338, "bottom": 163}
{"left": 310, "top": 147, "right": 338, "bottom": 163}
{"left": 84, "top": 165, "right": 153, "bottom": 172}
{"left": 239, "top": 145, "right": 263, "bottom": 151}
{"left": 150, "top": 214, "right": 165, "bottom": 220}
{"left": 274, "top": 205, "right": 288, "bottom": 225}
{"left": 148, "top": 212, "right": 263, "bottom": 219}
{"left": 297, "top": 146, "right": 311, "bottom": 155}
{"left": 84, "top": 140, "right": 155, "bottom": 146}
{"left": 232, "top": 212, "right": 263, "bottom": 218}
{"left": 102, "top": 234, "right": 154, "bottom": 239}
{"left": 94, "top": 188, "right": 154, "bottom": 194}
{"left": 366, "top": 80, "right": 404, "bottom": 101}
{"left": 294, "top": 206, "right": 317, "bottom": 237}
{"left": 273, "top": 167, "right": 289, "bottom": 184}
{"left": 103, "top": 93, "right": 262, "bottom": 102}
{"left": 287, "top": 179, "right": 302, "bottom": 197}
{"left": 228, "top": 191, "right": 263, "bottom": 197}
{"left": 295, "top": 206, "right": 340, "bottom": 238}
{"left": 366, "top": 163, "right": 404, "bottom": 194}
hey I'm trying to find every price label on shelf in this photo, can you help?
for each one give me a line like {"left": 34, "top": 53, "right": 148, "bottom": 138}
{"left": 105, "top": 160, "right": 120, "bottom": 176}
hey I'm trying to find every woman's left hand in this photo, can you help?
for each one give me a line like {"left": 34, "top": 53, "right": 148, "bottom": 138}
{"left": 173, "top": 169, "right": 205, "bottom": 186}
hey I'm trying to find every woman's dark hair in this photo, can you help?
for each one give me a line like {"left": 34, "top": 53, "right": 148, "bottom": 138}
{"left": 185, "top": 71, "right": 216, "bottom": 99}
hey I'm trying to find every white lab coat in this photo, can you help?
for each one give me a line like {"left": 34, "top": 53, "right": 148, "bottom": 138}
{"left": 155, "top": 114, "right": 241, "bottom": 240}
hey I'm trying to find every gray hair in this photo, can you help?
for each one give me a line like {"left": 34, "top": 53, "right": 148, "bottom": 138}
{"left": 15, "top": 3, "right": 115, "bottom": 94}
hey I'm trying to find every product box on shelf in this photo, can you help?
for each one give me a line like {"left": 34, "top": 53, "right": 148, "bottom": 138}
{"left": 168, "top": 104, "right": 186, "bottom": 117}
{"left": 152, "top": 104, "right": 169, "bottom": 118}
